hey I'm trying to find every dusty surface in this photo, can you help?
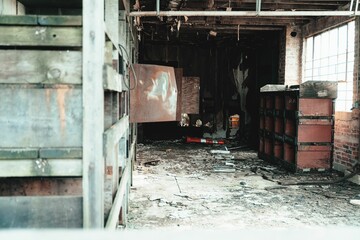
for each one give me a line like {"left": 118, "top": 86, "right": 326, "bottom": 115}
{"left": 128, "top": 140, "right": 360, "bottom": 230}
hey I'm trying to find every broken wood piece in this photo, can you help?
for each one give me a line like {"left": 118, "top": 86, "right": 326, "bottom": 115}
{"left": 264, "top": 186, "right": 288, "bottom": 191}
{"left": 213, "top": 168, "right": 236, "bottom": 173}
{"left": 210, "top": 150, "right": 230, "bottom": 154}
{"left": 350, "top": 199, "right": 360, "bottom": 206}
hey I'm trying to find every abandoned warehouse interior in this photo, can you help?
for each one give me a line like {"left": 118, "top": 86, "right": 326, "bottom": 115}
{"left": 1, "top": 0, "right": 360, "bottom": 231}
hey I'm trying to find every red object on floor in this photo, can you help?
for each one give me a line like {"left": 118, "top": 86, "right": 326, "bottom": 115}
{"left": 186, "top": 136, "right": 225, "bottom": 145}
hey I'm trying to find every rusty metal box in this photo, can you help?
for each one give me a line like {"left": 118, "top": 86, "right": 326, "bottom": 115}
{"left": 285, "top": 119, "right": 296, "bottom": 137}
{"left": 265, "top": 95, "right": 274, "bottom": 109}
{"left": 265, "top": 116, "right": 274, "bottom": 132}
{"left": 264, "top": 138, "right": 273, "bottom": 156}
{"left": 259, "top": 116, "right": 265, "bottom": 129}
{"left": 274, "top": 141, "right": 283, "bottom": 159}
{"left": 298, "top": 98, "right": 333, "bottom": 117}
{"left": 275, "top": 95, "right": 284, "bottom": 110}
{"left": 296, "top": 145, "right": 332, "bottom": 170}
{"left": 298, "top": 119, "right": 332, "bottom": 143}
{"left": 284, "top": 143, "right": 295, "bottom": 164}
{"left": 274, "top": 117, "right": 284, "bottom": 134}
{"left": 285, "top": 94, "right": 297, "bottom": 110}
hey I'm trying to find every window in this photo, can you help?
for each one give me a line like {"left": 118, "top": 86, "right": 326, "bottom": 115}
{"left": 304, "top": 21, "right": 355, "bottom": 112}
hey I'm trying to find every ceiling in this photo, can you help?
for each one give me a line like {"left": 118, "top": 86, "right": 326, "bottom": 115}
{"left": 131, "top": 0, "right": 353, "bottom": 38}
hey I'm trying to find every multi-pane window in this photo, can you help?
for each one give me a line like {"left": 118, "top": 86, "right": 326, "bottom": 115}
{"left": 304, "top": 21, "right": 355, "bottom": 112}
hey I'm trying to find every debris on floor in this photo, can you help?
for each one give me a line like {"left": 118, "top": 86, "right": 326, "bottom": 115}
{"left": 128, "top": 140, "right": 360, "bottom": 229}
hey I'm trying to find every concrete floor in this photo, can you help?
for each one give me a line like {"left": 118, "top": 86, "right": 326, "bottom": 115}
{"left": 127, "top": 140, "right": 360, "bottom": 230}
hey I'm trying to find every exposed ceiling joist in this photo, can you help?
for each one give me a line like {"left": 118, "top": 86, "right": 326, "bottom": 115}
{"left": 129, "top": 10, "right": 360, "bottom": 17}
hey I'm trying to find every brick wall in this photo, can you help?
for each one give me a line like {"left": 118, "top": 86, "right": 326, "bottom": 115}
{"left": 333, "top": 111, "right": 360, "bottom": 171}
{"left": 333, "top": 18, "right": 360, "bottom": 177}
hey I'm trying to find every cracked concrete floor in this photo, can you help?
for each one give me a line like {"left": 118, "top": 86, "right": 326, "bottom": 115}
{"left": 127, "top": 140, "right": 360, "bottom": 230}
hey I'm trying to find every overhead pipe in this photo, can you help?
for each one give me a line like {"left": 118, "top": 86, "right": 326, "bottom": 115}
{"left": 129, "top": 10, "right": 360, "bottom": 17}
{"left": 350, "top": 0, "right": 354, "bottom": 11}
{"left": 356, "top": 0, "right": 359, "bottom": 15}
{"left": 256, "top": 0, "right": 262, "bottom": 14}
{"left": 156, "top": 0, "right": 160, "bottom": 16}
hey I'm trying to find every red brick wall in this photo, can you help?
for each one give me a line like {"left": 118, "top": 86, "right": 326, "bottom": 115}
{"left": 333, "top": 111, "right": 360, "bottom": 170}
{"left": 333, "top": 18, "right": 360, "bottom": 173}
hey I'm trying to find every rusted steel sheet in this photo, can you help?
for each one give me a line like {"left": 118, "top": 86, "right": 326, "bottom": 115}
{"left": 297, "top": 145, "right": 332, "bottom": 169}
{"left": 130, "top": 64, "right": 178, "bottom": 123}
{"left": 174, "top": 68, "right": 183, "bottom": 121}
{"left": 298, "top": 119, "right": 332, "bottom": 143}
{"left": 181, "top": 77, "right": 200, "bottom": 114}
{"left": 299, "top": 98, "right": 333, "bottom": 117}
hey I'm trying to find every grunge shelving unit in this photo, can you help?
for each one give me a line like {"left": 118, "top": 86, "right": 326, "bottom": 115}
{"left": 0, "top": 0, "right": 137, "bottom": 228}
{"left": 258, "top": 82, "right": 337, "bottom": 172}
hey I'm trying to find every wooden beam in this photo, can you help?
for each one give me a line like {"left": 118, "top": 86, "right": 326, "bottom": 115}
{"left": 0, "top": 15, "right": 82, "bottom": 26}
{"left": 39, "top": 148, "right": 82, "bottom": 159}
{"left": 105, "top": 140, "right": 135, "bottom": 229}
{"left": 82, "top": 0, "right": 105, "bottom": 229}
{"left": 103, "top": 65, "right": 124, "bottom": 92}
{"left": 0, "top": 149, "right": 38, "bottom": 159}
{"left": 0, "top": 159, "right": 82, "bottom": 177}
{"left": 0, "top": 196, "right": 82, "bottom": 228}
{"left": 0, "top": 50, "right": 82, "bottom": 85}
{"left": 103, "top": 116, "right": 129, "bottom": 159}
{"left": 0, "top": 26, "right": 82, "bottom": 47}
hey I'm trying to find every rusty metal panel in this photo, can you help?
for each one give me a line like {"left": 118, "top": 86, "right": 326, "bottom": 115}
{"left": 181, "top": 77, "right": 200, "bottom": 114}
{"left": 0, "top": 86, "right": 82, "bottom": 148}
{"left": 174, "top": 68, "right": 183, "bottom": 121}
{"left": 298, "top": 120, "right": 332, "bottom": 143}
{"left": 299, "top": 98, "right": 333, "bottom": 117}
{"left": 130, "top": 64, "right": 178, "bottom": 123}
{"left": 273, "top": 141, "right": 283, "bottom": 159}
{"left": 297, "top": 145, "right": 332, "bottom": 169}
{"left": 284, "top": 143, "right": 295, "bottom": 163}
{"left": 274, "top": 117, "right": 284, "bottom": 134}
{"left": 285, "top": 119, "right": 295, "bottom": 137}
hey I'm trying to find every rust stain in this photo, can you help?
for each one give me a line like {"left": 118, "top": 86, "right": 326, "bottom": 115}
{"left": 45, "top": 88, "right": 51, "bottom": 112}
{"left": 56, "top": 86, "right": 71, "bottom": 137}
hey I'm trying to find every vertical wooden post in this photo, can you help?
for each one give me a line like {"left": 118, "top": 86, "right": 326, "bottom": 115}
{"left": 82, "top": 0, "right": 105, "bottom": 228}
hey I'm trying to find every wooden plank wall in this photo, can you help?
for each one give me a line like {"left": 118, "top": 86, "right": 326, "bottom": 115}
{"left": 0, "top": 2, "right": 86, "bottom": 228}
{"left": 0, "top": 0, "right": 136, "bottom": 229}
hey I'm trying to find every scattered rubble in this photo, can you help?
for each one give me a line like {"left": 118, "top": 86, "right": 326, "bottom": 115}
{"left": 128, "top": 140, "right": 360, "bottom": 230}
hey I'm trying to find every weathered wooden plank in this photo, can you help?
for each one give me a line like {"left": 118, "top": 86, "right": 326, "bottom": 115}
{"left": 0, "top": 178, "right": 82, "bottom": 196}
{"left": 0, "top": 148, "right": 38, "bottom": 159}
{"left": 0, "top": 50, "right": 82, "bottom": 84}
{"left": 0, "top": 87, "right": 82, "bottom": 148}
{"left": 0, "top": 15, "right": 37, "bottom": 25}
{"left": 0, "top": 196, "right": 82, "bottom": 228}
{"left": 104, "top": 116, "right": 129, "bottom": 159}
{"left": 82, "top": 0, "right": 105, "bottom": 228}
{"left": 0, "top": 15, "right": 82, "bottom": 26}
{"left": 300, "top": 81, "right": 338, "bottom": 99}
{"left": 39, "top": 148, "right": 82, "bottom": 159}
{"left": 37, "top": 16, "right": 82, "bottom": 26}
{"left": 105, "top": 0, "right": 119, "bottom": 45}
{"left": 103, "top": 65, "right": 123, "bottom": 92}
{"left": 0, "top": 26, "right": 82, "bottom": 47}
{"left": 0, "top": 159, "right": 82, "bottom": 177}
{"left": 105, "top": 147, "right": 132, "bottom": 229}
